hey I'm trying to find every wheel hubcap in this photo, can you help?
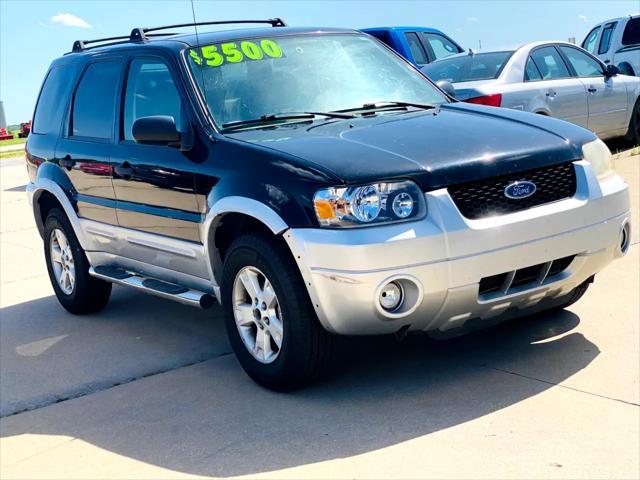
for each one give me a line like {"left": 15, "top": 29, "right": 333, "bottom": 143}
{"left": 232, "top": 266, "right": 283, "bottom": 364}
{"left": 50, "top": 228, "right": 75, "bottom": 295}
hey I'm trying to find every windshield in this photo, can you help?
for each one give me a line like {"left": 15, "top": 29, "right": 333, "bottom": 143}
{"left": 186, "top": 33, "right": 447, "bottom": 127}
{"left": 422, "top": 51, "right": 514, "bottom": 83}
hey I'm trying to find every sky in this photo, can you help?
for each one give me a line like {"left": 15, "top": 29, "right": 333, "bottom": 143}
{"left": 0, "top": 0, "right": 637, "bottom": 124}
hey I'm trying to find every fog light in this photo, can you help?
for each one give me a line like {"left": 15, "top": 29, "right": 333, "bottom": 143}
{"left": 379, "top": 281, "right": 403, "bottom": 312}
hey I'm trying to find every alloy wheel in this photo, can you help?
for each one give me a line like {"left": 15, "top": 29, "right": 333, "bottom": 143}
{"left": 232, "top": 266, "right": 284, "bottom": 364}
{"left": 50, "top": 228, "right": 75, "bottom": 295}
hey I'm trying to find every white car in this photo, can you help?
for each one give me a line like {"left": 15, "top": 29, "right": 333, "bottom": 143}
{"left": 582, "top": 14, "right": 640, "bottom": 76}
{"left": 422, "top": 41, "right": 640, "bottom": 142}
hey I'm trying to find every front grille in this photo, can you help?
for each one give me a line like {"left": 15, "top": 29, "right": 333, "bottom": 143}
{"left": 448, "top": 162, "right": 577, "bottom": 219}
{"left": 478, "top": 255, "right": 576, "bottom": 297}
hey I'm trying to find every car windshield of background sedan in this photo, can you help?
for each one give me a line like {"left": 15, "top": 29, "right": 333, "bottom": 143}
{"left": 186, "top": 33, "right": 447, "bottom": 127}
{"left": 422, "top": 51, "right": 514, "bottom": 83}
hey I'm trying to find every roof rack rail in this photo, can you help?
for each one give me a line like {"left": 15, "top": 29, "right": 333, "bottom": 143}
{"left": 72, "top": 18, "right": 286, "bottom": 53}
{"left": 129, "top": 18, "right": 287, "bottom": 42}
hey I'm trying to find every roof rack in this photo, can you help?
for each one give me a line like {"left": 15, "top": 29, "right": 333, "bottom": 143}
{"left": 72, "top": 18, "right": 287, "bottom": 52}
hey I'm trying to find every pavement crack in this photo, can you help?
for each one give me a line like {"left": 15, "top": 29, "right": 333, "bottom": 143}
{"left": 0, "top": 352, "right": 233, "bottom": 419}
{"left": 484, "top": 365, "right": 640, "bottom": 407}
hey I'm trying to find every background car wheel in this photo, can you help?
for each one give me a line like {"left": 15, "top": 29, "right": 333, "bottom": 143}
{"left": 618, "top": 62, "right": 635, "bottom": 76}
{"left": 626, "top": 98, "right": 640, "bottom": 145}
{"left": 44, "top": 208, "right": 112, "bottom": 314}
{"left": 221, "top": 233, "right": 334, "bottom": 391}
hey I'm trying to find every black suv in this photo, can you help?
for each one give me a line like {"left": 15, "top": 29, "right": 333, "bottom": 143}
{"left": 26, "top": 20, "right": 630, "bottom": 390}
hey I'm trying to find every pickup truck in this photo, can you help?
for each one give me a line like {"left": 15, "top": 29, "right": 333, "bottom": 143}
{"left": 582, "top": 14, "right": 640, "bottom": 76}
{"left": 361, "top": 26, "right": 463, "bottom": 66}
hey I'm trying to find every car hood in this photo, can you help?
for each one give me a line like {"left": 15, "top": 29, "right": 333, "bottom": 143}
{"left": 226, "top": 102, "right": 596, "bottom": 191}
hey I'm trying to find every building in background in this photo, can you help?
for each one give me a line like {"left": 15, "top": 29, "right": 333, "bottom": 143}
{"left": 0, "top": 101, "right": 7, "bottom": 129}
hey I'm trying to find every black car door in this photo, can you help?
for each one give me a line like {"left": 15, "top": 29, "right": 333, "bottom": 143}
{"left": 54, "top": 57, "right": 122, "bottom": 226}
{"left": 111, "top": 52, "right": 201, "bottom": 244}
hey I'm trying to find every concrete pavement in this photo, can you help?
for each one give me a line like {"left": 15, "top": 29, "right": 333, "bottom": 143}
{"left": 0, "top": 151, "right": 638, "bottom": 479}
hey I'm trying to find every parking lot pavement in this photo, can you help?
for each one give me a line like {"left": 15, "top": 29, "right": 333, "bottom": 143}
{"left": 1, "top": 152, "right": 638, "bottom": 479}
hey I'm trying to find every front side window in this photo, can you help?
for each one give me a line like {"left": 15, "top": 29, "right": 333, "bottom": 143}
{"left": 422, "top": 51, "right": 514, "bottom": 83}
{"left": 186, "top": 34, "right": 447, "bottom": 127}
{"left": 524, "top": 57, "right": 543, "bottom": 81}
{"left": 582, "top": 26, "right": 601, "bottom": 54}
{"left": 529, "top": 46, "right": 570, "bottom": 80}
{"left": 621, "top": 17, "right": 640, "bottom": 46}
{"left": 32, "top": 65, "right": 75, "bottom": 135}
{"left": 559, "top": 46, "right": 603, "bottom": 77}
{"left": 421, "top": 33, "right": 459, "bottom": 60}
{"left": 123, "top": 58, "right": 182, "bottom": 141}
{"left": 71, "top": 60, "right": 121, "bottom": 139}
{"left": 598, "top": 23, "right": 616, "bottom": 54}
{"left": 404, "top": 32, "right": 429, "bottom": 65}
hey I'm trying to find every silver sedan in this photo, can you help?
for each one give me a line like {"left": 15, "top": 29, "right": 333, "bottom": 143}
{"left": 422, "top": 41, "right": 640, "bottom": 142}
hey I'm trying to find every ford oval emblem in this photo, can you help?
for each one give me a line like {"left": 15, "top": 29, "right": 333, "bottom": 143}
{"left": 504, "top": 181, "right": 536, "bottom": 199}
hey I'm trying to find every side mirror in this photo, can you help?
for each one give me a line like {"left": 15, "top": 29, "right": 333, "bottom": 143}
{"left": 132, "top": 116, "right": 180, "bottom": 146}
{"left": 436, "top": 79, "right": 456, "bottom": 98}
{"left": 605, "top": 64, "right": 619, "bottom": 78}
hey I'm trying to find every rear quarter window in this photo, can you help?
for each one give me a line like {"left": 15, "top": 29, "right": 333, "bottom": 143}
{"left": 32, "top": 64, "right": 76, "bottom": 135}
{"left": 622, "top": 17, "right": 640, "bottom": 46}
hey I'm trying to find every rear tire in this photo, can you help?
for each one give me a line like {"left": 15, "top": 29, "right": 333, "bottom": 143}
{"left": 44, "top": 208, "right": 112, "bottom": 314}
{"left": 221, "top": 233, "right": 334, "bottom": 391}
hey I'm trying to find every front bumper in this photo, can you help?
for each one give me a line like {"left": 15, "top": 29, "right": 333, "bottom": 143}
{"left": 285, "top": 161, "right": 631, "bottom": 336}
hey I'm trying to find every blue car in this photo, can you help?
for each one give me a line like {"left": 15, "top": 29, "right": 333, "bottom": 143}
{"left": 361, "top": 26, "right": 464, "bottom": 66}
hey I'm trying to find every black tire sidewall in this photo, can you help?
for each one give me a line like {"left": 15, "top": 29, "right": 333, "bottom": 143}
{"left": 221, "top": 234, "right": 325, "bottom": 390}
{"left": 43, "top": 208, "right": 111, "bottom": 314}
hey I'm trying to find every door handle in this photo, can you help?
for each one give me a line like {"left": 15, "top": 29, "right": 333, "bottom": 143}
{"left": 587, "top": 87, "right": 597, "bottom": 93}
{"left": 59, "top": 155, "right": 75, "bottom": 170}
{"left": 545, "top": 90, "right": 557, "bottom": 97}
{"left": 115, "top": 161, "right": 133, "bottom": 179}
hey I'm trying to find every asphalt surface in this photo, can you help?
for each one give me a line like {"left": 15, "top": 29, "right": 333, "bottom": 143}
{"left": 0, "top": 150, "right": 638, "bottom": 479}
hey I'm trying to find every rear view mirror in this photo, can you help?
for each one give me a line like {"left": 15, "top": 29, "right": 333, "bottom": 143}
{"left": 436, "top": 79, "right": 456, "bottom": 98}
{"left": 132, "top": 116, "right": 180, "bottom": 145}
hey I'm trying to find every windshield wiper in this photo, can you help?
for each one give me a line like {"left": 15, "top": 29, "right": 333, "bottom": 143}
{"left": 221, "top": 111, "right": 355, "bottom": 132}
{"left": 335, "top": 101, "right": 437, "bottom": 114}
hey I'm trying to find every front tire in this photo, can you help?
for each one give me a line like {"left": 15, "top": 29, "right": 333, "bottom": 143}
{"left": 44, "top": 208, "right": 112, "bottom": 314}
{"left": 627, "top": 98, "right": 640, "bottom": 145}
{"left": 221, "top": 233, "right": 334, "bottom": 391}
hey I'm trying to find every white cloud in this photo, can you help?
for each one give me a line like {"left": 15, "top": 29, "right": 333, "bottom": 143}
{"left": 50, "top": 13, "right": 91, "bottom": 28}
{"left": 467, "top": 16, "right": 480, "bottom": 23}
{"left": 578, "top": 14, "right": 588, "bottom": 23}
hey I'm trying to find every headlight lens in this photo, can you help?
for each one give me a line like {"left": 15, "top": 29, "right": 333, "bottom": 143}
{"left": 582, "top": 138, "right": 614, "bottom": 181}
{"left": 313, "top": 180, "right": 426, "bottom": 227}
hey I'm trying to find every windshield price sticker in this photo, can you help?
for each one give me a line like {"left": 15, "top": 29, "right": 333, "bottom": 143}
{"left": 189, "top": 39, "right": 284, "bottom": 67}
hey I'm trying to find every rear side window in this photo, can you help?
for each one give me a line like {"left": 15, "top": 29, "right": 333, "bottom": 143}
{"left": 122, "top": 58, "right": 182, "bottom": 141}
{"left": 598, "top": 23, "right": 616, "bottom": 54}
{"left": 524, "top": 57, "right": 543, "bottom": 81}
{"left": 367, "top": 31, "right": 394, "bottom": 49}
{"left": 71, "top": 60, "right": 121, "bottom": 139}
{"left": 404, "top": 32, "right": 429, "bottom": 65}
{"left": 421, "top": 33, "right": 459, "bottom": 60}
{"left": 32, "top": 65, "right": 75, "bottom": 135}
{"left": 621, "top": 17, "right": 640, "bottom": 46}
{"left": 529, "top": 46, "right": 570, "bottom": 80}
{"left": 582, "top": 26, "right": 601, "bottom": 54}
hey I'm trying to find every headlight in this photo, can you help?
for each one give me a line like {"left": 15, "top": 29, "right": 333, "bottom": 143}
{"left": 313, "top": 180, "right": 426, "bottom": 227}
{"left": 582, "top": 138, "right": 614, "bottom": 181}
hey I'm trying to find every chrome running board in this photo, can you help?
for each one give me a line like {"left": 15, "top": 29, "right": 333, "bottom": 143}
{"left": 89, "top": 266, "right": 215, "bottom": 309}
